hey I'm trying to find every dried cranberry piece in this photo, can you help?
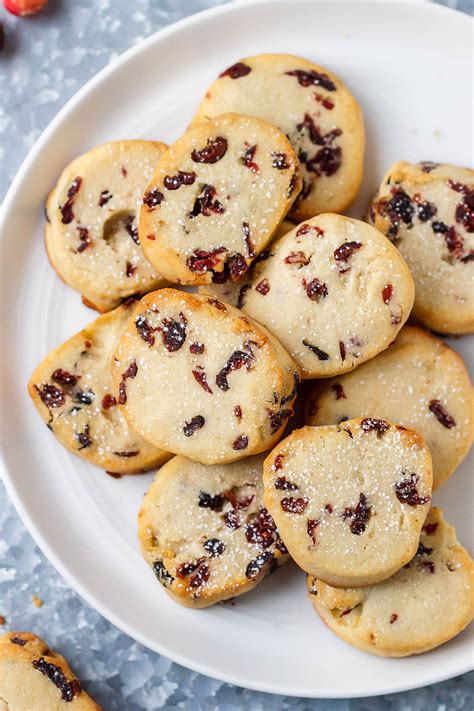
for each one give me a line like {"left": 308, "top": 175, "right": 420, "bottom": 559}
{"left": 242, "top": 144, "right": 259, "bottom": 174}
{"left": 417, "top": 542, "right": 433, "bottom": 556}
{"left": 444, "top": 226, "right": 464, "bottom": 258}
{"left": 60, "top": 176, "right": 82, "bottom": 224}
{"left": 395, "top": 473, "right": 430, "bottom": 507}
{"left": 101, "top": 394, "right": 117, "bottom": 409}
{"left": 220, "top": 62, "right": 251, "bottom": 79}
{"left": 10, "top": 636, "right": 27, "bottom": 646}
{"left": 455, "top": 190, "right": 474, "bottom": 232}
{"left": 135, "top": 315, "right": 157, "bottom": 346}
{"left": 187, "top": 247, "right": 227, "bottom": 274}
{"left": 76, "top": 227, "right": 91, "bottom": 253}
{"left": 297, "top": 114, "right": 342, "bottom": 147}
{"left": 232, "top": 434, "right": 249, "bottom": 450}
{"left": 98, "top": 190, "right": 112, "bottom": 207}
{"left": 280, "top": 497, "right": 308, "bottom": 514}
{"left": 235, "top": 283, "right": 250, "bottom": 309}
{"left": 242, "top": 221, "right": 255, "bottom": 257}
{"left": 302, "top": 339, "right": 329, "bottom": 360}
{"left": 325, "top": 503, "right": 334, "bottom": 514}
{"left": 271, "top": 152, "right": 290, "bottom": 170}
{"left": 233, "top": 405, "right": 242, "bottom": 421}
{"left": 124, "top": 215, "right": 140, "bottom": 244}
{"left": 331, "top": 383, "right": 346, "bottom": 400}
{"left": 343, "top": 493, "right": 371, "bottom": 535}
{"left": 417, "top": 201, "right": 437, "bottom": 222}
{"left": 192, "top": 366, "right": 213, "bottom": 394}
{"left": 314, "top": 92, "right": 334, "bottom": 110}
{"left": 429, "top": 399, "right": 456, "bottom": 428}
{"left": 189, "top": 184, "right": 225, "bottom": 218}
{"left": 287, "top": 171, "right": 300, "bottom": 198}
{"left": 183, "top": 415, "right": 205, "bottom": 437}
{"left": 432, "top": 221, "right": 449, "bottom": 234}
{"left": 333, "top": 241, "right": 362, "bottom": 266}
{"left": 153, "top": 560, "right": 174, "bottom": 586}
{"left": 306, "top": 146, "right": 342, "bottom": 177}
{"left": 113, "top": 450, "right": 139, "bottom": 458}
{"left": 163, "top": 171, "right": 196, "bottom": 190}
{"left": 383, "top": 189, "right": 414, "bottom": 230}
{"left": 207, "top": 298, "right": 227, "bottom": 312}
{"left": 32, "top": 658, "right": 82, "bottom": 701}
{"left": 35, "top": 384, "right": 65, "bottom": 409}
{"left": 302, "top": 277, "right": 328, "bottom": 301}
{"left": 143, "top": 189, "right": 164, "bottom": 208}
{"left": 176, "top": 559, "right": 202, "bottom": 578}
{"left": 275, "top": 476, "right": 298, "bottom": 491}
{"left": 118, "top": 360, "right": 138, "bottom": 405}
{"left": 216, "top": 345, "right": 254, "bottom": 391}
{"left": 284, "top": 251, "right": 309, "bottom": 265}
{"left": 361, "top": 418, "right": 389, "bottom": 435}
{"left": 273, "top": 454, "right": 285, "bottom": 470}
{"left": 245, "top": 508, "right": 278, "bottom": 550}
{"left": 255, "top": 279, "right": 270, "bottom": 295}
{"left": 189, "top": 342, "right": 204, "bottom": 354}
{"left": 203, "top": 538, "right": 226, "bottom": 557}
{"left": 286, "top": 69, "right": 336, "bottom": 91}
{"left": 420, "top": 161, "right": 439, "bottom": 173}
{"left": 51, "top": 369, "right": 78, "bottom": 386}
{"left": 191, "top": 137, "right": 228, "bottom": 164}
{"left": 188, "top": 561, "right": 210, "bottom": 589}
{"left": 382, "top": 283, "right": 394, "bottom": 304}
{"left": 423, "top": 522, "right": 439, "bottom": 535}
{"left": 339, "top": 341, "right": 346, "bottom": 361}
{"left": 296, "top": 223, "right": 324, "bottom": 237}
{"left": 125, "top": 261, "right": 137, "bottom": 277}
{"left": 268, "top": 408, "right": 292, "bottom": 433}
{"left": 198, "top": 491, "right": 224, "bottom": 511}
{"left": 390, "top": 613, "right": 398, "bottom": 624}
{"left": 75, "top": 424, "right": 91, "bottom": 450}
{"left": 73, "top": 389, "right": 94, "bottom": 405}
{"left": 422, "top": 561, "right": 435, "bottom": 574}
{"left": 307, "top": 518, "right": 319, "bottom": 544}
{"left": 159, "top": 315, "right": 187, "bottom": 352}
{"left": 228, "top": 253, "right": 249, "bottom": 282}
{"left": 245, "top": 550, "right": 275, "bottom": 579}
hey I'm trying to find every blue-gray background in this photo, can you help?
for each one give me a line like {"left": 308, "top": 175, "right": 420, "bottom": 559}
{"left": 0, "top": 1, "right": 472, "bottom": 708}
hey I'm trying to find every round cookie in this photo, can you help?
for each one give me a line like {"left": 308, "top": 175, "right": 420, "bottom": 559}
{"left": 138, "top": 454, "right": 289, "bottom": 608}
{"left": 45, "top": 140, "right": 168, "bottom": 312}
{"left": 228, "top": 214, "right": 415, "bottom": 378}
{"left": 191, "top": 53, "right": 364, "bottom": 220}
{"left": 138, "top": 112, "right": 302, "bottom": 285}
{"left": 305, "top": 326, "right": 473, "bottom": 490}
{"left": 308, "top": 508, "right": 474, "bottom": 657}
{"left": 28, "top": 300, "right": 170, "bottom": 474}
{"left": 368, "top": 161, "right": 474, "bottom": 334}
{"left": 0, "top": 636, "right": 101, "bottom": 709}
{"left": 263, "top": 418, "right": 432, "bottom": 588}
{"left": 112, "top": 289, "right": 300, "bottom": 465}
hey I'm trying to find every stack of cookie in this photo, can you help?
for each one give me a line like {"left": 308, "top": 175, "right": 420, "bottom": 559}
{"left": 28, "top": 53, "right": 473, "bottom": 660}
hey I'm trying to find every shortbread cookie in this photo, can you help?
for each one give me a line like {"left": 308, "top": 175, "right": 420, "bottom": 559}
{"left": 0, "top": 635, "right": 101, "bottom": 709}
{"left": 227, "top": 214, "right": 414, "bottom": 378}
{"left": 263, "top": 419, "right": 432, "bottom": 587}
{"left": 368, "top": 161, "right": 474, "bottom": 334}
{"left": 305, "top": 326, "right": 473, "bottom": 490}
{"left": 138, "top": 454, "right": 289, "bottom": 608}
{"left": 28, "top": 300, "right": 170, "bottom": 474}
{"left": 191, "top": 53, "right": 364, "bottom": 220}
{"left": 198, "top": 219, "right": 295, "bottom": 307}
{"left": 112, "top": 289, "right": 300, "bottom": 465}
{"left": 308, "top": 508, "right": 474, "bottom": 656}
{"left": 45, "top": 140, "right": 168, "bottom": 312}
{"left": 139, "top": 113, "right": 302, "bottom": 285}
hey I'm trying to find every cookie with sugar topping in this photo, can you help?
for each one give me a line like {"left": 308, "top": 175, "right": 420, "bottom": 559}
{"left": 139, "top": 112, "right": 302, "bottom": 285}
{"left": 191, "top": 53, "right": 365, "bottom": 220}
{"left": 28, "top": 299, "right": 170, "bottom": 474}
{"left": 308, "top": 508, "right": 474, "bottom": 656}
{"left": 138, "top": 454, "right": 289, "bottom": 608}
{"left": 368, "top": 160, "right": 474, "bottom": 334}
{"left": 45, "top": 140, "right": 168, "bottom": 312}
{"left": 263, "top": 418, "right": 432, "bottom": 588}
{"left": 225, "top": 213, "right": 414, "bottom": 378}
{"left": 0, "top": 633, "right": 101, "bottom": 709}
{"left": 304, "top": 326, "right": 473, "bottom": 490}
{"left": 112, "top": 289, "right": 300, "bottom": 465}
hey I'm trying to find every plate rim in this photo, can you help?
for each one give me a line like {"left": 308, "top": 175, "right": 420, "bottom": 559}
{"left": 1, "top": 0, "right": 473, "bottom": 699}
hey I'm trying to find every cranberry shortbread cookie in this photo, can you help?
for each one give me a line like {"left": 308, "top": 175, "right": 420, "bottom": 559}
{"left": 368, "top": 161, "right": 474, "bottom": 334}
{"left": 138, "top": 454, "right": 288, "bottom": 608}
{"left": 229, "top": 214, "right": 414, "bottom": 378}
{"left": 191, "top": 53, "right": 364, "bottom": 220}
{"left": 308, "top": 508, "right": 474, "bottom": 656}
{"left": 112, "top": 289, "right": 300, "bottom": 464}
{"left": 28, "top": 300, "right": 170, "bottom": 474}
{"left": 263, "top": 419, "right": 432, "bottom": 588}
{"left": 139, "top": 113, "right": 302, "bottom": 285}
{"left": 305, "top": 326, "right": 473, "bottom": 490}
{"left": 45, "top": 140, "right": 168, "bottom": 312}
{"left": 0, "top": 633, "right": 101, "bottom": 709}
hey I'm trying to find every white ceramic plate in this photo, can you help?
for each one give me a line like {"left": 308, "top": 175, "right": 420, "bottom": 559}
{"left": 1, "top": 0, "right": 473, "bottom": 698}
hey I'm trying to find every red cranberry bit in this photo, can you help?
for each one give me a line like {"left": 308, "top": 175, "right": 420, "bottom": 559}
{"left": 75, "top": 424, "right": 91, "bottom": 450}
{"left": 416, "top": 201, "right": 437, "bottom": 222}
{"left": 121, "top": 166, "right": 128, "bottom": 177}
{"left": 228, "top": 253, "right": 249, "bottom": 282}
{"left": 274, "top": 476, "right": 298, "bottom": 491}
{"left": 32, "top": 658, "right": 82, "bottom": 702}
{"left": 325, "top": 503, "right": 334, "bottom": 514}
{"left": 306, "top": 146, "right": 342, "bottom": 177}
{"left": 443, "top": 226, "right": 463, "bottom": 258}
{"left": 382, "top": 283, "right": 394, "bottom": 305}
{"left": 153, "top": 560, "right": 174, "bottom": 586}
{"left": 245, "top": 508, "right": 279, "bottom": 550}
{"left": 422, "top": 561, "right": 435, "bottom": 574}
{"left": 223, "top": 509, "right": 240, "bottom": 530}
{"left": 163, "top": 171, "right": 196, "bottom": 190}
{"left": 189, "top": 184, "right": 225, "bottom": 218}
{"left": 333, "top": 241, "right": 362, "bottom": 268}
{"left": 198, "top": 491, "right": 224, "bottom": 511}
{"left": 191, "top": 136, "right": 228, "bottom": 164}
{"left": 361, "top": 417, "right": 389, "bottom": 435}
{"left": 101, "top": 394, "right": 117, "bottom": 409}
{"left": 391, "top": 311, "right": 402, "bottom": 326}
{"left": 296, "top": 223, "right": 325, "bottom": 237}
{"left": 36, "top": 384, "right": 65, "bottom": 408}
{"left": 423, "top": 522, "right": 439, "bottom": 535}
{"left": 187, "top": 247, "right": 227, "bottom": 274}
{"left": 188, "top": 561, "right": 211, "bottom": 589}
{"left": 280, "top": 497, "right": 308, "bottom": 514}
{"left": 455, "top": 190, "right": 474, "bottom": 232}
{"left": 159, "top": 315, "right": 187, "bottom": 352}
{"left": 303, "top": 277, "right": 328, "bottom": 302}
{"left": 307, "top": 518, "right": 319, "bottom": 544}
{"left": 314, "top": 92, "right": 334, "bottom": 110}
{"left": 390, "top": 613, "right": 398, "bottom": 624}
{"left": 343, "top": 493, "right": 371, "bottom": 535}
{"left": 192, "top": 366, "right": 213, "bottom": 394}
{"left": 234, "top": 405, "right": 242, "bottom": 421}
{"left": 176, "top": 559, "right": 202, "bottom": 578}
{"left": 124, "top": 215, "right": 140, "bottom": 244}
{"left": 331, "top": 383, "right": 346, "bottom": 400}
{"left": 76, "top": 227, "right": 91, "bottom": 253}
{"left": 51, "top": 369, "right": 78, "bottom": 386}
{"left": 431, "top": 221, "right": 449, "bottom": 234}
{"left": 429, "top": 399, "right": 456, "bottom": 428}
{"left": 143, "top": 189, "right": 164, "bottom": 208}
{"left": 118, "top": 360, "right": 138, "bottom": 405}
{"left": 245, "top": 551, "right": 275, "bottom": 579}
{"left": 183, "top": 415, "right": 205, "bottom": 437}
{"left": 203, "top": 538, "right": 226, "bottom": 557}
{"left": 268, "top": 408, "right": 292, "bottom": 433}
{"left": 232, "top": 434, "right": 249, "bottom": 450}
{"left": 146, "top": 234, "right": 156, "bottom": 241}
{"left": 125, "top": 261, "right": 137, "bottom": 277}
{"left": 10, "top": 636, "right": 27, "bottom": 646}
{"left": 395, "top": 473, "right": 430, "bottom": 507}
{"left": 255, "top": 279, "right": 270, "bottom": 295}
{"left": 381, "top": 189, "right": 414, "bottom": 234}
{"left": 237, "top": 283, "right": 251, "bottom": 309}
{"left": 73, "top": 388, "right": 95, "bottom": 405}
{"left": 189, "top": 342, "right": 204, "bottom": 354}
{"left": 420, "top": 161, "right": 439, "bottom": 173}
{"left": 113, "top": 450, "right": 139, "bottom": 458}
{"left": 220, "top": 62, "right": 251, "bottom": 79}
{"left": 242, "top": 221, "right": 255, "bottom": 257}
{"left": 339, "top": 341, "right": 346, "bottom": 361}
{"left": 284, "top": 251, "right": 310, "bottom": 265}
{"left": 297, "top": 114, "right": 342, "bottom": 147}
{"left": 273, "top": 454, "right": 285, "bottom": 470}
{"left": 98, "top": 190, "right": 112, "bottom": 207}
{"left": 287, "top": 171, "right": 300, "bottom": 198}
{"left": 302, "top": 339, "right": 329, "bottom": 361}
{"left": 135, "top": 315, "right": 157, "bottom": 346}
{"left": 272, "top": 152, "right": 290, "bottom": 170}
{"left": 286, "top": 69, "right": 336, "bottom": 91}
{"left": 207, "top": 297, "right": 226, "bottom": 312}
{"left": 417, "top": 542, "right": 433, "bottom": 556}
{"left": 242, "top": 144, "right": 259, "bottom": 174}
{"left": 60, "top": 176, "right": 82, "bottom": 224}
{"left": 216, "top": 345, "right": 254, "bottom": 391}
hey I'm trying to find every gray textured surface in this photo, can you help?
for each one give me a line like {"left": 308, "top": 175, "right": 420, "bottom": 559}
{"left": 1, "top": 1, "right": 473, "bottom": 708}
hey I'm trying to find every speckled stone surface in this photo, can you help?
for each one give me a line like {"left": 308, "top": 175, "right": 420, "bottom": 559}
{"left": 0, "top": 1, "right": 472, "bottom": 709}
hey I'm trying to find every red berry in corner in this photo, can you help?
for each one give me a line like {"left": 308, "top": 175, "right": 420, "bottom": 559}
{"left": 4, "top": 0, "right": 48, "bottom": 16}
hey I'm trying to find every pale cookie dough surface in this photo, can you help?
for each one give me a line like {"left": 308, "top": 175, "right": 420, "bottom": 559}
{"left": 263, "top": 418, "right": 432, "bottom": 588}
{"left": 139, "top": 113, "right": 302, "bottom": 285}
{"left": 368, "top": 161, "right": 474, "bottom": 334}
{"left": 45, "top": 140, "right": 168, "bottom": 312}
{"left": 28, "top": 301, "right": 170, "bottom": 474}
{"left": 191, "top": 53, "right": 365, "bottom": 221}
{"left": 308, "top": 508, "right": 474, "bottom": 657}
{"left": 112, "top": 289, "right": 300, "bottom": 465}
{"left": 0, "top": 636, "right": 101, "bottom": 710}
{"left": 305, "top": 326, "right": 473, "bottom": 490}
{"left": 229, "top": 214, "right": 414, "bottom": 378}
{"left": 138, "top": 454, "right": 288, "bottom": 608}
